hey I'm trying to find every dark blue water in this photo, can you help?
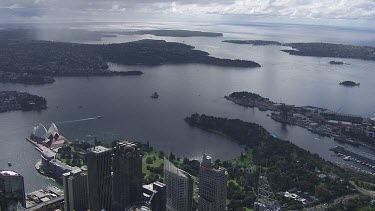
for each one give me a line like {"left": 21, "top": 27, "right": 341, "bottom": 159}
{"left": 1, "top": 22, "right": 375, "bottom": 192}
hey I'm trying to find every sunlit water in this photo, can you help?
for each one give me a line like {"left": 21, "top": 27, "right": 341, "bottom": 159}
{"left": 1, "top": 22, "right": 375, "bottom": 192}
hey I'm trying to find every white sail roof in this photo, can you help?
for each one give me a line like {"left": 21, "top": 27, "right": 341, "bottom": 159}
{"left": 48, "top": 123, "right": 59, "bottom": 135}
{"left": 33, "top": 124, "right": 47, "bottom": 139}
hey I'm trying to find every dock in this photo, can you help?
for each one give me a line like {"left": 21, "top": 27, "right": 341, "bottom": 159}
{"left": 330, "top": 146, "right": 375, "bottom": 167}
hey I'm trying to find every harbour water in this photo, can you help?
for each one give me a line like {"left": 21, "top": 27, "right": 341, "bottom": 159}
{"left": 1, "top": 22, "right": 375, "bottom": 192}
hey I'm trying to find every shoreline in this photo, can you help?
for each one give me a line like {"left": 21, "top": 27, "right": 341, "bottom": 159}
{"left": 225, "top": 93, "right": 375, "bottom": 150}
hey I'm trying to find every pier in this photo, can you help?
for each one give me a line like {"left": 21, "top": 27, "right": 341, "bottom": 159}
{"left": 330, "top": 146, "right": 375, "bottom": 167}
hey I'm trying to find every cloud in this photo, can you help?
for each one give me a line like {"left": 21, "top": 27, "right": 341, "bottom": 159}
{"left": 0, "top": 0, "right": 374, "bottom": 22}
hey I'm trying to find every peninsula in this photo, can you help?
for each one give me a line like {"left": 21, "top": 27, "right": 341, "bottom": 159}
{"left": 0, "top": 91, "right": 47, "bottom": 112}
{"left": 223, "top": 39, "right": 375, "bottom": 61}
{"left": 226, "top": 91, "right": 375, "bottom": 149}
{"left": 115, "top": 29, "right": 223, "bottom": 37}
{"left": 0, "top": 39, "right": 259, "bottom": 84}
{"left": 184, "top": 113, "right": 374, "bottom": 210}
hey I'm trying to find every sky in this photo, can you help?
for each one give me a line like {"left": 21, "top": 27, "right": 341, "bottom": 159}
{"left": 0, "top": 0, "right": 375, "bottom": 28}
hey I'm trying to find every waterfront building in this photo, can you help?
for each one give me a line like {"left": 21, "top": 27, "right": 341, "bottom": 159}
{"left": 46, "top": 123, "right": 60, "bottom": 141}
{"left": 142, "top": 181, "right": 166, "bottom": 211}
{"left": 0, "top": 170, "right": 26, "bottom": 210}
{"left": 31, "top": 123, "right": 48, "bottom": 141}
{"left": 164, "top": 158, "right": 193, "bottom": 211}
{"left": 198, "top": 154, "right": 228, "bottom": 211}
{"left": 112, "top": 141, "right": 143, "bottom": 211}
{"left": 26, "top": 186, "right": 64, "bottom": 211}
{"left": 63, "top": 168, "right": 88, "bottom": 211}
{"left": 86, "top": 146, "right": 112, "bottom": 211}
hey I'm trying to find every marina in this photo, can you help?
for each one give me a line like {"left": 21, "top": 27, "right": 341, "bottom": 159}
{"left": 330, "top": 146, "right": 375, "bottom": 169}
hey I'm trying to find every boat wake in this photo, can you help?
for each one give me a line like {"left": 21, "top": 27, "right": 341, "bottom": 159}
{"left": 56, "top": 116, "right": 103, "bottom": 124}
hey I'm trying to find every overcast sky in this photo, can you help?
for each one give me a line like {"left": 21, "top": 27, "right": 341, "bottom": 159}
{"left": 1, "top": 0, "right": 375, "bottom": 27}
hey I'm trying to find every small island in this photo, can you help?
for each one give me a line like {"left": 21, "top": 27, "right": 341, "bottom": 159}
{"left": 0, "top": 91, "right": 47, "bottom": 113}
{"left": 340, "top": 81, "right": 360, "bottom": 87}
{"left": 117, "top": 29, "right": 223, "bottom": 37}
{"left": 329, "top": 61, "right": 345, "bottom": 65}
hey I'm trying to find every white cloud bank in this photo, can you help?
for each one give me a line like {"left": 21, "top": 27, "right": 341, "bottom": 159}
{"left": 0, "top": 0, "right": 374, "bottom": 23}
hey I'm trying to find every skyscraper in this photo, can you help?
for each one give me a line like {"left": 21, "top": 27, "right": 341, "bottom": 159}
{"left": 112, "top": 141, "right": 143, "bottom": 211}
{"left": 198, "top": 154, "right": 228, "bottom": 211}
{"left": 164, "top": 158, "right": 193, "bottom": 211}
{"left": 63, "top": 168, "right": 89, "bottom": 211}
{"left": 0, "top": 170, "right": 26, "bottom": 211}
{"left": 87, "top": 146, "right": 112, "bottom": 211}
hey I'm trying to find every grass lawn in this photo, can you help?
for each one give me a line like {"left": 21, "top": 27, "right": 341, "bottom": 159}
{"left": 142, "top": 150, "right": 164, "bottom": 177}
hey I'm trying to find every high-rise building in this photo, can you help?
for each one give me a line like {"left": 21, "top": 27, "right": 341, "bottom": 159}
{"left": 86, "top": 146, "right": 112, "bottom": 211}
{"left": 142, "top": 181, "right": 166, "bottom": 211}
{"left": 198, "top": 154, "right": 228, "bottom": 211}
{"left": 63, "top": 168, "right": 89, "bottom": 211}
{"left": 164, "top": 158, "right": 193, "bottom": 211}
{"left": 0, "top": 170, "right": 26, "bottom": 211}
{"left": 112, "top": 141, "right": 143, "bottom": 211}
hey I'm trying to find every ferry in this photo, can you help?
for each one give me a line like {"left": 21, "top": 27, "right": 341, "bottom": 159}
{"left": 151, "top": 92, "right": 159, "bottom": 99}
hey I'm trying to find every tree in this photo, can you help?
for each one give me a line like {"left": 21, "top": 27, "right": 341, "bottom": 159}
{"left": 169, "top": 152, "right": 176, "bottom": 161}
{"left": 146, "top": 157, "right": 153, "bottom": 164}
{"left": 315, "top": 184, "right": 331, "bottom": 200}
{"left": 158, "top": 151, "right": 165, "bottom": 158}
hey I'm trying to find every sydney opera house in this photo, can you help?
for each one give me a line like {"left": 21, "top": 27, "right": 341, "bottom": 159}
{"left": 30, "top": 123, "right": 66, "bottom": 148}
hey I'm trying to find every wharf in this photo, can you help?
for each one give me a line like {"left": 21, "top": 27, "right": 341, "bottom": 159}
{"left": 330, "top": 146, "right": 375, "bottom": 166}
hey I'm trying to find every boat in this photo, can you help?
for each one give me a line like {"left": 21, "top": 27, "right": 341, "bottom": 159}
{"left": 95, "top": 116, "right": 103, "bottom": 119}
{"left": 270, "top": 134, "right": 278, "bottom": 138}
{"left": 8, "top": 162, "right": 12, "bottom": 167}
{"left": 151, "top": 92, "right": 159, "bottom": 99}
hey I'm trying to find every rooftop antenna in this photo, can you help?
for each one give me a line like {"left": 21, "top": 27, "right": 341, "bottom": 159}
{"left": 336, "top": 106, "right": 343, "bottom": 114}
{"left": 255, "top": 162, "right": 281, "bottom": 211}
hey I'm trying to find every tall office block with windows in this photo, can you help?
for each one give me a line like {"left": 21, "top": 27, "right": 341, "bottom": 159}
{"left": 198, "top": 154, "right": 227, "bottom": 211}
{"left": 0, "top": 170, "right": 26, "bottom": 211}
{"left": 87, "top": 146, "right": 112, "bottom": 211}
{"left": 63, "top": 168, "right": 88, "bottom": 211}
{"left": 112, "top": 141, "right": 143, "bottom": 211}
{"left": 164, "top": 158, "right": 193, "bottom": 211}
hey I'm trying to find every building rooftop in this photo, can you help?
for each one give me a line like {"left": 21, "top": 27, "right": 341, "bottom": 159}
{"left": 0, "top": 170, "right": 19, "bottom": 176}
{"left": 88, "top": 145, "right": 111, "bottom": 154}
{"left": 153, "top": 181, "right": 166, "bottom": 188}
